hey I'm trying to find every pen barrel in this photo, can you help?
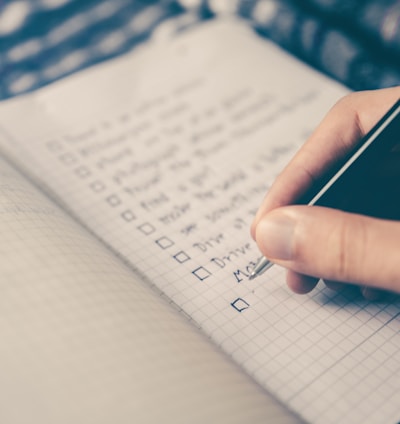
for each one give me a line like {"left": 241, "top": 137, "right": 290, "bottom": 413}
{"left": 296, "top": 99, "right": 400, "bottom": 221}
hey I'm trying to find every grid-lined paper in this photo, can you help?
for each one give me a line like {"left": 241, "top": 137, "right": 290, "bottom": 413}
{"left": 0, "top": 158, "right": 299, "bottom": 423}
{"left": 0, "top": 19, "right": 399, "bottom": 424}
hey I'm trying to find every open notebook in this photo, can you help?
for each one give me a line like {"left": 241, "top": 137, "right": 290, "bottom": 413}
{"left": 0, "top": 18, "right": 399, "bottom": 424}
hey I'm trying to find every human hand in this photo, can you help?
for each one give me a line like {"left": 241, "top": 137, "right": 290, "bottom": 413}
{"left": 251, "top": 87, "right": 400, "bottom": 298}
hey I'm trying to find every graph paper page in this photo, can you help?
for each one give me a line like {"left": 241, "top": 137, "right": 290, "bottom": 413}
{"left": 0, "top": 158, "right": 300, "bottom": 423}
{"left": 0, "top": 19, "right": 399, "bottom": 424}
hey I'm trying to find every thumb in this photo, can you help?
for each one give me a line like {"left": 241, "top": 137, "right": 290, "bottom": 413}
{"left": 255, "top": 205, "right": 400, "bottom": 293}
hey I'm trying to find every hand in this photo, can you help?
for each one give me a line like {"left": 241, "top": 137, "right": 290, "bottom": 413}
{"left": 251, "top": 87, "right": 400, "bottom": 298}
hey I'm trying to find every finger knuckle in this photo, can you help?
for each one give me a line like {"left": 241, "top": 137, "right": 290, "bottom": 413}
{"left": 334, "top": 92, "right": 363, "bottom": 111}
{"left": 334, "top": 216, "right": 367, "bottom": 283}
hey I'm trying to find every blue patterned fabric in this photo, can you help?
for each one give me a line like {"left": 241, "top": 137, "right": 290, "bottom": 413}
{"left": 196, "top": 0, "right": 400, "bottom": 90}
{"left": 0, "top": 0, "right": 192, "bottom": 98}
{"left": 0, "top": 0, "right": 399, "bottom": 100}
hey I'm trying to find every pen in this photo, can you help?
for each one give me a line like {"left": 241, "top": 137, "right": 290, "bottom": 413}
{"left": 249, "top": 98, "right": 400, "bottom": 280}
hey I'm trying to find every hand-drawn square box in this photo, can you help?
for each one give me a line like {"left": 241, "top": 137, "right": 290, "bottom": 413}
{"left": 192, "top": 266, "right": 211, "bottom": 281}
{"left": 137, "top": 223, "right": 156, "bottom": 235}
{"left": 75, "top": 166, "right": 91, "bottom": 178}
{"left": 90, "top": 180, "right": 106, "bottom": 193}
{"left": 156, "top": 236, "right": 174, "bottom": 249}
{"left": 106, "top": 194, "right": 121, "bottom": 207}
{"left": 59, "top": 152, "right": 78, "bottom": 165}
{"left": 173, "top": 251, "right": 190, "bottom": 264}
{"left": 121, "top": 210, "right": 136, "bottom": 222}
{"left": 231, "top": 298, "right": 250, "bottom": 313}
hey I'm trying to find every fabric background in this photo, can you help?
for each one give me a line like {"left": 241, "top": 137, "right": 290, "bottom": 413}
{"left": 0, "top": 0, "right": 399, "bottom": 100}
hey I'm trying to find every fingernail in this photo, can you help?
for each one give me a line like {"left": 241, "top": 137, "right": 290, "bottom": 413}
{"left": 256, "top": 212, "right": 296, "bottom": 260}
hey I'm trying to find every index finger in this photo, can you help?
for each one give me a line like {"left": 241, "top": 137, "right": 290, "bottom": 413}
{"left": 251, "top": 87, "right": 400, "bottom": 239}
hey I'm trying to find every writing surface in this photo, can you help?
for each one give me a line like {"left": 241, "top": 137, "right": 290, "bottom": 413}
{"left": 1, "top": 19, "right": 399, "bottom": 424}
{"left": 0, "top": 157, "right": 298, "bottom": 424}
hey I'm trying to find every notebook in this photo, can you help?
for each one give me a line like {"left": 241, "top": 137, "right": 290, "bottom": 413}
{"left": 0, "top": 18, "right": 399, "bottom": 424}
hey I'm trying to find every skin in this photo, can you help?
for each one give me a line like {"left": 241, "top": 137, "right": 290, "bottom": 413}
{"left": 251, "top": 87, "right": 400, "bottom": 298}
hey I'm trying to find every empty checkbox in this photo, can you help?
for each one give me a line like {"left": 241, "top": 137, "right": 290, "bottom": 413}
{"left": 121, "top": 210, "right": 136, "bottom": 222}
{"left": 75, "top": 166, "right": 91, "bottom": 178}
{"left": 231, "top": 298, "right": 250, "bottom": 312}
{"left": 192, "top": 266, "right": 211, "bottom": 281}
{"left": 137, "top": 223, "right": 156, "bottom": 235}
{"left": 106, "top": 194, "right": 121, "bottom": 207}
{"left": 90, "top": 181, "right": 106, "bottom": 193}
{"left": 156, "top": 237, "right": 174, "bottom": 249}
{"left": 173, "top": 251, "right": 190, "bottom": 264}
{"left": 59, "top": 153, "right": 77, "bottom": 165}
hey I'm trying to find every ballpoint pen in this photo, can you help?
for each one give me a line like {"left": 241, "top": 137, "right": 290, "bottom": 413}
{"left": 249, "top": 98, "right": 400, "bottom": 280}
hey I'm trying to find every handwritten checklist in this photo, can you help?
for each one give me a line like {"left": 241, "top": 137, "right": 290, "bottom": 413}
{"left": 43, "top": 59, "right": 335, "bottom": 313}
{"left": 2, "top": 20, "right": 398, "bottom": 424}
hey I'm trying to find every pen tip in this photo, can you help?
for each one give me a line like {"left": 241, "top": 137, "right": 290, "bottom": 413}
{"left": 248, "top": 272, "right": 257, "bottom": 281}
